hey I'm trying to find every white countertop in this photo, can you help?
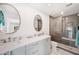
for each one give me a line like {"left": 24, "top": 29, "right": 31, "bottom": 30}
{"left": 0, "top": 35, "right": 50, "bottom": 54}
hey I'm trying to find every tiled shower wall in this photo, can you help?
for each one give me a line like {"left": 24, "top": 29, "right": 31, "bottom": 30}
{"left": 49, "top": 14, "right": 79, "bottom": 41}
{"left": 49, "top": 16, "right": 62, "bottom": 42}
{"left": 49, "top": 16, "right": 62, "bottom": 36}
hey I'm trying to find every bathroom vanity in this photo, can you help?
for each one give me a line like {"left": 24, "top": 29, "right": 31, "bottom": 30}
{"left": 0, "top": 4, "right": 51, "bottom": 55}
{"left": 0, "top": 35, "right": 51, "bottom": 55}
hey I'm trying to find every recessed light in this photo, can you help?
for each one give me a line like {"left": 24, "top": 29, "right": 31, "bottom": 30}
{"left": 61, "top": 12, "right": 64, "bottom": 15}
{"left": 66, "top": 17, "right": 68, "bottom": 20}
{"left": 77, "top": 14, "right": 79, "bottom": 16}
{"left": 47, "top": 4, "right": 52, "bottom": 6}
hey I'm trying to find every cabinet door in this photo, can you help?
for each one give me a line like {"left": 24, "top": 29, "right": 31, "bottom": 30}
{"left": 26, "top": 42, "right": 41, "bottom": 55}
{"left": 4, "top": 52, "right": 10, "bottom": 55}
{"left": 11, "top": 46, "right": 26, "bottom": 55}
{"left": 25, "top": 37, "right": 51, "bottom": 55}
{"left": 38, "top": 37, "right": 51, "bottom": 55}
{"left": 43, "top": 37, "right": 51, "bottom": 54}
{"left": 0, "top": 51, "right": 10, "bottom": 55}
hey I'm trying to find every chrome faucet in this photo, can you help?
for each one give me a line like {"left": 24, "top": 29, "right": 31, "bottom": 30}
{"left": 8, "top": 37, "right": 11, "bottom": 42}
{"left": 0, "top": 39, "right": 7, "bottom": 43}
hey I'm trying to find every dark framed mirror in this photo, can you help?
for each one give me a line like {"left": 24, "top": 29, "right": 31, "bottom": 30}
{"left": 34, "top": 15, "right": 42, "bottom": 31}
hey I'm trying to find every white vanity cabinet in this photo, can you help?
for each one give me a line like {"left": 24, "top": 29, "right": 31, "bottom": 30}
{"left": 11, "top": 46, "right": 26, "bottom": 55}
{"left": 0, "top": 35, "right": 51, "bottom": 55}
{"left": 25, "top": 42, "right": 40, "bottom": 55}
{"left": 25, "top": 37, "right": 51, "bottom": 55}
{"left": 41, "top": 37, "right": 51, "bottom": 54}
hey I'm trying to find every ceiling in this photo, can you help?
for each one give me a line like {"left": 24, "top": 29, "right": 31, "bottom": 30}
{"left": 26, "top": 3, "right": 79, "bottom": 17}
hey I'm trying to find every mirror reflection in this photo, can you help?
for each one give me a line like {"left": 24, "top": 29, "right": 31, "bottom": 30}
{"left": 0, "top": 4, "right": 20, "bottom": 34}
{"left": 34, "top": 15, "right": 42, "bottom": 31}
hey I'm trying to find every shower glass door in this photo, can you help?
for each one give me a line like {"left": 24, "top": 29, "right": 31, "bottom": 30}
{"left": 62, "top": 17, "right": 76, "bottom": 47}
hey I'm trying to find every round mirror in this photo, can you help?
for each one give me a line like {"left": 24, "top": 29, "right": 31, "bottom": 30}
{"left": 0, "top": 3, "right": 21, "bottom": 34}
{"left": 34, "top": 15, "right": 42, "bottom": 31}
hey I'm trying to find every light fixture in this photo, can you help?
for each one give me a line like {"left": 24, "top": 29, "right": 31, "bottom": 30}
{"left": 47, "top": 4, "right": 52, "bottom": 6}
{"left": 66, "top": 3, "right": 72, "bottom": 7}
{"left": 77, "top": 14, "right": 79, "bottom": 16}
{"left": 66, "top": 17, "right": 68, "bottom": 20}
{"left": 61, "top": 11, "right": 64, "bottom": 15}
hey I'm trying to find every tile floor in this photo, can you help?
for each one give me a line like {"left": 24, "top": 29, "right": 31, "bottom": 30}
{"left": 50, "top": 41, "right": 74, "bottom": 55}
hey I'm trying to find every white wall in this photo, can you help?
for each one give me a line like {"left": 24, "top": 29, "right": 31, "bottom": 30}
{"left": 0, "top": 3, "right": 49, "bottom": 38}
